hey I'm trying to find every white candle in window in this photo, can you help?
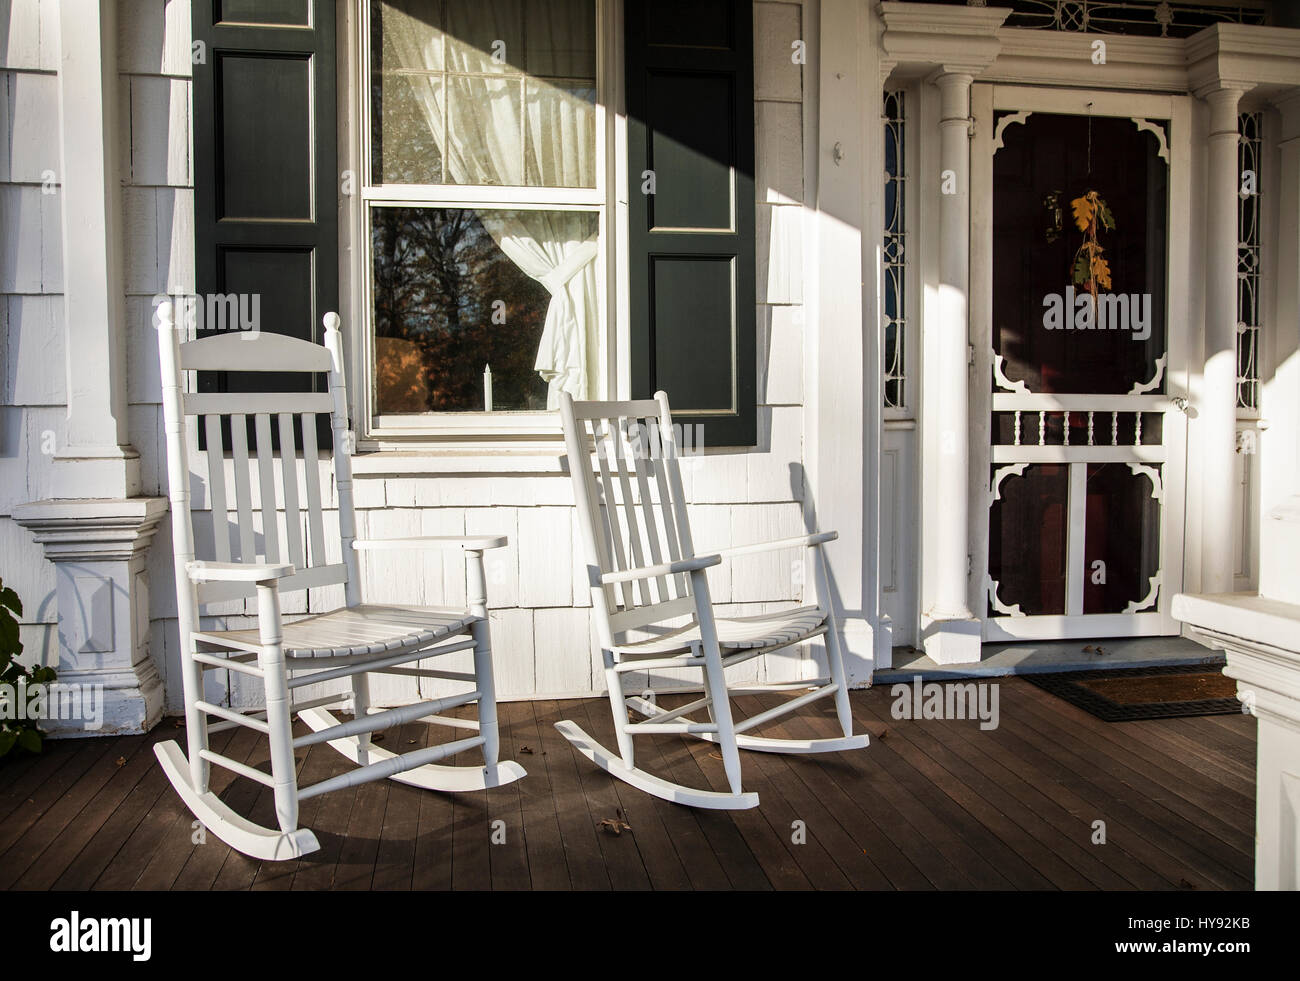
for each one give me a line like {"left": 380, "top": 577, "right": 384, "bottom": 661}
{"left": 483, "top": 364, "right": 493, "bottom": 412}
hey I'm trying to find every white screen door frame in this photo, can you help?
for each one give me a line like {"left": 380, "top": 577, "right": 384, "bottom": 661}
{"left": 969, "top": 84, "right": 1192, "bottom": 642}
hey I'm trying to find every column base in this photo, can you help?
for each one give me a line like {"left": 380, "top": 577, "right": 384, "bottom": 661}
{"left": 920, "top": 615, "right": 983, "bottom": 665}
{"left": 12, "top": 497, "right": 168, "bottom": 738}
{"left": 33, "top": 662, "right": 165, "bottom": 738}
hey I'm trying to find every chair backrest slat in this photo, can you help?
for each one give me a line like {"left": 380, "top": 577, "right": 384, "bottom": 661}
{"left": 591, "top": 418, "right": 634, "bottom": 610}
{"left": 626, "top": 419, "right": 671, "bottom": 604}
{"left": 300, "top": 412, "right": 327, "bottom": 564}
{"left": 203, "top": 414, "right": 232, "bottom": 563}
{"left": 651, "top": 451, "right": 687, "bottom": 600}
{"left": 560, "top": 391, "right": 698, "bottom": 649}
{"left": 253, "top": 413, "right": 280, "bottom": 563}
{"left": 606, "top": 418, "right": 651, "bottom": 607}
{"left": 229, "top": 414, "right": 257, "bottom": 562}
{"left": 277, "top": 412, "right": 304, "bottom": 567}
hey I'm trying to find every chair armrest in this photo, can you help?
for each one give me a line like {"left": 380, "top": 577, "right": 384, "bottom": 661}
{"left": 713, "top": 531, "right": 838, "bottom": 559}
{"left": 601, "top": 554, "right": 721, "bottom": 585}
{"left": 186, "top": 560, "right": 295, "bottom": 584}
{"left": 353, "top": 535, "right": 509, "bottom": 551}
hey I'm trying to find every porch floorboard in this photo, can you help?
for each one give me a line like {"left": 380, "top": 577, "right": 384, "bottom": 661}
{"left": 0, "top": 681, "right": 1257, "bottom": 890}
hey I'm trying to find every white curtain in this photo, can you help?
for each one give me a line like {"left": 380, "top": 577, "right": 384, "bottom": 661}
{"left": 383, "top": 0, "right": 600, "bottom": 407}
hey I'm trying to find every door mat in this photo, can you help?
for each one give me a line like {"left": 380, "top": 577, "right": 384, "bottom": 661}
{"left": 1023, "top": 664, "right": 1243, "bottom": 721}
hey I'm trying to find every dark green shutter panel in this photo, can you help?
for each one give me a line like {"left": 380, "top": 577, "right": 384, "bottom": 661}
{"left": 192, "top": 0, "right": 338, "bottom": 447}
{"left": 625, "top": 0, "right": 757, "bottom": 447}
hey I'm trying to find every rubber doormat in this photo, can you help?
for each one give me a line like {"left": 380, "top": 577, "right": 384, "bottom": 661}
{"left": 1023, "top": 663, "right": 1243, "bottom": 721}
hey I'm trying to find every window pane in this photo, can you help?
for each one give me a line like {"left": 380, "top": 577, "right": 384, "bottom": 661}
{"left": 372, "top": 0, "right": 596, "bottom": 188}
{"left": 372, "top": 207, "right": 599, "bottom": 414}
{"left": 525, "top": 80, "right": 596, "bottom": 187}
{"left": 372, "top": 72, "right": 444, "bottom": 185}
{"left": 444, "top": 0, "right": 524, "bottom": 73}
{"left": 524, "top": 0, "right": 596, "bottom": 77}
{"left": 445, "top": 75, "right": 525, "bottom": 186}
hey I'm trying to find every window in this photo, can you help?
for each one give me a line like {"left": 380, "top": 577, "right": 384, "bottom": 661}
{"left": 362, "top": 0, "right": 607, "bottom": 432}
{"left": 883, "top": 89, "right": 906, "bottom": 412}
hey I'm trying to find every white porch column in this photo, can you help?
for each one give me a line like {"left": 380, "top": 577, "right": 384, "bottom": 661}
{"left": 879, "top": 3, "right": 1005, "bottom": 666}
{"left": 921, "top": 68, "right": 982, "bottom": 664}
{"left": 15, "top": 1, "right": 167, "bottom": 736}
{"left": 1199, "top": 84, "right": 1251, "bottom": 594}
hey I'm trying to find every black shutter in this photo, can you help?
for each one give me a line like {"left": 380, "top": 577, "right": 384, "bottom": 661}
{"left": 191, "top": 0, "right": 338, "bottom": 446}
{"left": 625, "top": 0, "right": 757, "bottom": 447}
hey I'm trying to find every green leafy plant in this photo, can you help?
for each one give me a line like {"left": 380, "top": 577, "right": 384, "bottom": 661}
{"left": 0, "top": 578, "right": 55, "bottom": 759}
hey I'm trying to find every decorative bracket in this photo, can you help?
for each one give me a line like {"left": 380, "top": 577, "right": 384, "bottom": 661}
{"left": 1131, "top": 117, "right": 1171, "bottom": 165}
{"left": 1128, "top": 353, "right": 1168, "bottom": 396}
{"left": 992, "top": 110, "right": 1032, "bottom": 153}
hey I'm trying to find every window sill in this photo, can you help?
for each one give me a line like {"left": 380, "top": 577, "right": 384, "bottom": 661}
{"left": 350, "top": 446, "right": 569, "bottom": 477}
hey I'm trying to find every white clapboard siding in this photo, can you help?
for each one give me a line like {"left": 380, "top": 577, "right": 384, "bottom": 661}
{"left": 518, "top": 506, "right": 573, "bottom": 608}
{"left": 534, "top": 606, "right": 591, "bottom": 697}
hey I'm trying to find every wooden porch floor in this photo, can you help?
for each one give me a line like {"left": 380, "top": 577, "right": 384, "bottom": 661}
{"left": 0, "top": 678, "right": 1256, "bottom": 890}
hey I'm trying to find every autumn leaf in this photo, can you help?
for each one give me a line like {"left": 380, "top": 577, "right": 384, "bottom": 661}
{"left": 1072, "top": 252, "right": 1091, "bottom": 285}
{"left": 1071, "top": 195, "right": 1095, "bottom": 232}
{"left": 1091, "top": 255, "right": 1112, "bottom": 290}
{"left": 1096, "top": 199, "right": 1116, "bottom": 231}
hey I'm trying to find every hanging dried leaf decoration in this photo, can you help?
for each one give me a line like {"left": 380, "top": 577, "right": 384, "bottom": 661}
{"left": 1070, "top": 190, "right": 1115, "bottom": 300}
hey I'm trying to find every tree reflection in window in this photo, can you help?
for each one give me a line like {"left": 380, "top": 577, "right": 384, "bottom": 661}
{"left": 372, "top": 207, "right": 567, "bottom": 413}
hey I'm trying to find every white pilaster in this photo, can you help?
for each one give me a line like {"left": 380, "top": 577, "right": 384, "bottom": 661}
{"left": 806, "top": 0, "right": 877, "bottom": 682}
{"left": 51, "top": 0, "right": 139, "bottom": 500}
{"left": 15, "top": 1, "right": 168, "bottom": 737}
{"left": 1199, "top": 85, "right": 1250, "bottom": 594}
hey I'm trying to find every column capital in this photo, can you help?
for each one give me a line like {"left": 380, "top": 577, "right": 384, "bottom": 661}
{"left": 879, "top": 1, "right": 1007, "bottom": 80}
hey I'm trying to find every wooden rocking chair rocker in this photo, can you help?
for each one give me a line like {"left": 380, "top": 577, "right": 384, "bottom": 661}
{"left": 155, "top": 302, "right": 524, "bottom": 860}
{"left": 558, "top": 392, "right": 869, "bottom": 809}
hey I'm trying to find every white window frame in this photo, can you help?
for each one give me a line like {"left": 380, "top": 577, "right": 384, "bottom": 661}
{"left": 349, "top": 0, "right": 623, "bottom": 448}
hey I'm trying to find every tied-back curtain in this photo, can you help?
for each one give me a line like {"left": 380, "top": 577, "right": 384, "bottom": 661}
{"left": 383, "top": 0, "right": 600, "bottom": 408}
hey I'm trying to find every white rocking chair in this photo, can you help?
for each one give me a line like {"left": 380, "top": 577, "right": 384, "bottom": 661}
{"left": 155, "top": 302, "right": 524, "bottom": 861}
{"left": 558, "top": 392, "right": 869, "bottom": 809}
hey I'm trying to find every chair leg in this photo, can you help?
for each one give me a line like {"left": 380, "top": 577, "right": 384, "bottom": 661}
{"left": 351, "top": 672, "right": 373, "bottom": 763}
{"left": 470, "top": 616, "right": 500, "bottom": 768}
{"left": 817, "top": 546, "right": 855, "bottom": 739}
{"left": 692, "top": 572, "right": 743, "bottom": 796}
{"left": 256, "top": 583, "right": 299, "bottom": 835}
{"left": 179, "top": 642, "right": 212, "bottom": 794}
{"left": 603, "top": 650, "right": 635, "bottom": 770}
